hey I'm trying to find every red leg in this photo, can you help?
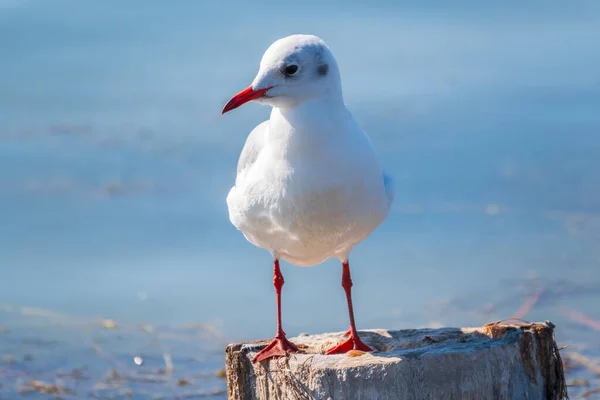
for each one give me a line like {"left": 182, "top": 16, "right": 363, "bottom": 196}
{"left": 326, "top": 261, "right": 373, "bottom": 355}
{"left": 253, "top": 259, "right": 299, "bottom": 363}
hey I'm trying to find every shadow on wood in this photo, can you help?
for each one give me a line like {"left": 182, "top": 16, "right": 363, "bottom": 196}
{"left": 225, "top": 321, "right": 567, "bottom": 400}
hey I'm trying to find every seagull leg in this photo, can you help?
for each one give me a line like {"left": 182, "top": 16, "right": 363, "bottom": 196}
{"left": 253, "top": 259, "right": 299, "bottom": 363}
{"left": 326, "top": 260, "right": 373, "bottom": 354}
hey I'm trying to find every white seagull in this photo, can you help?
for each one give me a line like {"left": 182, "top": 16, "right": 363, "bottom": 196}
{"left": 222, "top": 34, "right": 394, "bottom": 362}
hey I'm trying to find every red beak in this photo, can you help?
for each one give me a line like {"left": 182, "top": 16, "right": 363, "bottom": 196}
{"left": 222, "top": 85, "right": 271, "bottom": 114}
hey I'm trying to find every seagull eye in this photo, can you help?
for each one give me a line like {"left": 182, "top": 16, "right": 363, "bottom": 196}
{"left": 283, "top": 63, "right": 299, "bottom": 77}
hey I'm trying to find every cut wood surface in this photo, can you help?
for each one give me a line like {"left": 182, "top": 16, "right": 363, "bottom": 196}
{"left": 225, "top": 321, "right": 567, "bottom": 400}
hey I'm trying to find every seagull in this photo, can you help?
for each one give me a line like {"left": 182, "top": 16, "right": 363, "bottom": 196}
{"left": 222, "top": 34, "right": 393, "bottom": 363}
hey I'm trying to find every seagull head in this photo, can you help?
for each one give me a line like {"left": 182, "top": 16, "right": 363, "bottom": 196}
{"left": 222, "top": 34, "right": 342, "bottom": 114}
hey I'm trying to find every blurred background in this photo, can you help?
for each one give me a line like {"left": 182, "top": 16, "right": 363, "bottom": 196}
{"left": 1, "top": 0, "right": 599, "bottom": 398}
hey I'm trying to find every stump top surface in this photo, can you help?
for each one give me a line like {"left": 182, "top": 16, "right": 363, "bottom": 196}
{"left": 228, "top": 321, "right": 554, "bottom": 369}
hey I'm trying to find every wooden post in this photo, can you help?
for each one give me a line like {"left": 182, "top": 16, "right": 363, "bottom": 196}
{"left": 225, "top": 321, "right": 567, "bottom": 400}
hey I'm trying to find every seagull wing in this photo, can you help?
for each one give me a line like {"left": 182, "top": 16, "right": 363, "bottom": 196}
{"left": 383, "top": 171, "right": 394, "bottom": 210}
{"left": 236, "top": 120, "right": 269, "bottom": 178}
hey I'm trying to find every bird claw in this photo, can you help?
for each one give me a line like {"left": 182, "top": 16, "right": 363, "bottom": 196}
{"left": 253, "top": 336, "right": 300, "bottom": 363}
{"left": 326, "top": 334, "right": 373, "bottom": 355}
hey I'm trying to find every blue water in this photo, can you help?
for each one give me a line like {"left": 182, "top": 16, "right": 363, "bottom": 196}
{"left": 1, "top": 0, "right": 599, "bottom": 351}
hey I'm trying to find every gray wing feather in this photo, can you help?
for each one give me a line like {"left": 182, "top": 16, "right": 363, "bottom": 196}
{"left": 237, "top": 120, "right": 269, "bottom": 175}
{"left": 383, "top": 172, "right": 394, "bottom": 209}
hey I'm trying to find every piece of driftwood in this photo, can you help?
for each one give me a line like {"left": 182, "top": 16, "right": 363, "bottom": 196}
{"left": 225, "top": 321, "right": 567, "bottom": 400}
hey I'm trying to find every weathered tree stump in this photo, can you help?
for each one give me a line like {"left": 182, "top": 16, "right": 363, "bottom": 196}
{"left": 225, "top": 321, "right": 567, "bottom": 400}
